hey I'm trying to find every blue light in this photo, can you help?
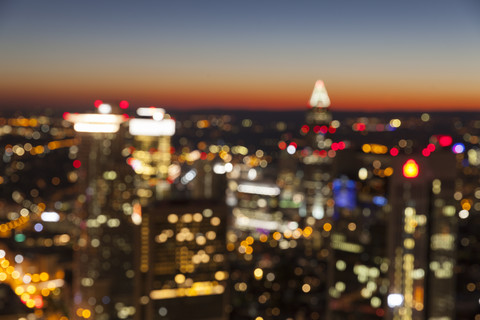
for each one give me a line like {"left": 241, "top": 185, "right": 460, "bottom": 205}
{"left": 333, "top": 178, "right": 356, "bottom": 210}
{"left": 452, "top": 143, "right": 465, "bottom": 154}
{"left": 34, "top": 223, "right": 43, "bottom": 232}
{"left": 373, "top": 196, "right": 388, "bottom": 206}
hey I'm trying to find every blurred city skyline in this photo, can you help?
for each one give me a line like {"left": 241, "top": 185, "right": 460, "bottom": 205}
{"left": 1, "top": 0, "right": 480, "bottom": 111}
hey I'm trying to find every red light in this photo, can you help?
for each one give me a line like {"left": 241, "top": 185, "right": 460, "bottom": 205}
{"left": 390, "top": 147, "right": 399, "bottom": 156}
{"left": 313, "top": 126, "right": 321, "bottom": 134}
{"left": 338, "top": 141, "right": 346, "bottom": 150}
{"left": 289, "top": 142, "right": 297, "bottom": 148}
{"left": 403, "top": 159, "right": 419, "bottom": 178}
{"left": 331, "top": 142, "right": 339, "bottom": 151}
{"left": 328, "top": 126, "right": 336, "bottom": 134}
{"left": 200, "top": 152, "right": 208, "bottom": 160}
{"left": 427, "top": 143, "right": 436, "bottom": 152}
{"left": 319, "top": 125, "right": 328, "bottom": 134}
{"left": 438, "top": 135, "right": 452, "bottom": 147}
{"left": 73, "top": 160, "right": 81, "bottom": 169}
{"left": 422, "top": 148, "right": 430, "bottom": 157}
{"left": 34, "top": 295, "right": 44, "bottom": 308}
{"left": 357, "top": 123, "right": 366, "bottom": 131}
{"left": 319, "top": 150, "right": 327, "bottom": 157}
{"left": 278, "top": 141, "right": 287, "bottom": 150}
{"left": 62, "top": 112, "right": 70, "bottom": 120}
{"left": 119, "top": 100, "right": 129, "bottom": 109}
{"left": 301, "top": 125, "right": 310, "bottom": 133}
{"left": 170, "top": 147, "right": 175, "bottom": 154}
{"left": 94, "top": 100, "right": 103, "bottom": 108}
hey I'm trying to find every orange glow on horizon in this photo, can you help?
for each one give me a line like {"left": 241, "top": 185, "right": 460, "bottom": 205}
{"left": 0, "top": 76, "right": 479, "bottom": 111}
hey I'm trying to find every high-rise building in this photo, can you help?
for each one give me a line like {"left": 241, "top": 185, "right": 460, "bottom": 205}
{"left": 66, "top": 102, "right": 137, "bottom": 320}
{"left": 135, "top": 200, "right": 228, "bottom": 320}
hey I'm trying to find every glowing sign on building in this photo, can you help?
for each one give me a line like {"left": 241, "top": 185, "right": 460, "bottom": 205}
{"left": 129, "top": 118, "right": 175, "bottom": 136}
{"left": 65, "top": 113, "right": 125, "bottom": 133}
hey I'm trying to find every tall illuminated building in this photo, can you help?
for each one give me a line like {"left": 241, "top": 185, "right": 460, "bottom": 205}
{"left": 302, "top": 80, "right": 335, "bottom": 221}
{"left": 135, "top": 200, "right": 228, "bottom": 320}
{"left": 386, "top": 153, "right": 457, "bottom": 320}
{"left": 66, "top": 101, "right": 137, "bottom": 320}
{"left": 128, "top": 107, "right": 176, "bottom": 204}
{"left": 325, "top": 149, "right": 391, "bottom": 320}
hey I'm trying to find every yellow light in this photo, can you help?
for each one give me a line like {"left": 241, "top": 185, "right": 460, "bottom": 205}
{"left": 255, "top": 317, "right": 264, "bottom": 320}
{"left": 323, "top": 223, "right": 332, "bottom": 232}
{"left": 41, "top": 288, "right": 50, "bottom": 297}
{"left": 302, "top": 284, "right": 311, "bottom": 293}
{"left": 76, "top": 308, "right": 84, "bottom": 317}
{"left": 259, "top": 234, "right": 268, "bottom": 242}
{"left": 272, "top": 232, "right": 281, "bottom": 241}
{"left": 26, "top": 299, "right": 35, "bottom": 308}
{"left": 245, "top": 246, "right": 253, "bottom": 254}
{"left": 82, "top": 309, "right": 91, "bottom": 318}
{"left": 15, "top": 286, "right": 24, "bottom": 295}
{"left": 303, "top": 226, "right": 313, "bottom": 237}
{"left": 254, "top": 268, "right": 263, "bottom": 280}
{"left": 27, "top": 285, "right": 36, "bottom": 294}
{"left": 0, "top": 272, "right": 7, "bottom": 281}
{"left": 174, "top": 274, "right": 186, "bottom": 284}
{"left": 32, "top": 274, "right": 40, "bottom": 282}
{"left": 384, "top": 167, "right": 394, "bottom": 176}
{"left": 362, "top": 144, "right": 372, "bottom": 153}
{"left": 39, "top": 272, "right": 49, "bottom": 282}
{"left": 403, "top": 159, "right": 419, "bottom": 178}
{"left": 1, "top": 260, "right": 9, "bottom": 268}
{"left": 246, "top": 236, "right": 254, "bottom": 245}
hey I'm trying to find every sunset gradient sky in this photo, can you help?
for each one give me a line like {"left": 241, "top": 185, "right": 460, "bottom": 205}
{"left": 1, "top": 0, "right": 479, "bottom": 111}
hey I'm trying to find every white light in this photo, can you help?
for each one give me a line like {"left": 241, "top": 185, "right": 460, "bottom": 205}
{"left": 15, "top": 254, "right": 23, "bottom": 264}
{"left": 358, "top": 168, "right": 368, "bottom": 180}
{"left": 67, "top": 114, "right": 124, "bottom": 123}
{"left": 286, "top": 145, "right": 296, "bottom": 155}
{"left": 98, "top": 103, "right": 112, "bottom": 114}
{"left": 459, "top": 210, "right": 469, "bottom": 219}
{"left": 74, "top": 123, "right": 120, "bottom": 133}
{"left": 181, "top": 169, "right": 197, "bottom": 185}
{"left": 41, "top": 211, "right": 60, "bottom": 222}
{"left": 287, "top": 221, "right": 299, "bottom": 230}
{"left": 237, "top": 183, "right": 280, "bottom": 196}
{"left": 312, "top": 205, "right": 324, "bottom": 219}
{"left": 129, "top": 119, "right": 175, "bottom": 136}
{"left": 213, "top": 163, "right": 226, "bottom": 174}
{"left": 153, "top": 112, "right": 164, "bottom": 121}
{"left": 132, "top": 212, "right": 142, "bottom": 226}
{"left": 387, "top": 293, "right": 404, "bottom": 308}
{"left": 0, "top": 250, "right": 4, "bottom": 258}
{"left": 309, "top": 80, "right": 331, "bottom": 108}
{"left": 23, "top": 275, "right": 32, "bottom": 284}
{"left": 236, "top": 217, "right": 279, "bottom": 230}
{"left": 247, "top": 168, "right": 257, "bottom": 180}
{"left": 137, "top": 107, "right": 165, "bottom": 117}
{"left": 66, "top": 113, "right": 125, "bottom": 133}
{"left": 224, "top": 163, "right": 233, "bottom": 172}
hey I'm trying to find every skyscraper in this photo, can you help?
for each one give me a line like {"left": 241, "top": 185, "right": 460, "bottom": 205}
{"left": 67, "top": 103, "right": 136, "bottom": 320}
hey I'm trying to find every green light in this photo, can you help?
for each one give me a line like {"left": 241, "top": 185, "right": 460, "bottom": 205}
{"left": 14, "top": 234, "right": 26, "bottom": 242}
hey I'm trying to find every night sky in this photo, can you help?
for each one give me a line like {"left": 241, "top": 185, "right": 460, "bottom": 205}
{"left": 1, "top": 0, "right": 479, "bottom": 111}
